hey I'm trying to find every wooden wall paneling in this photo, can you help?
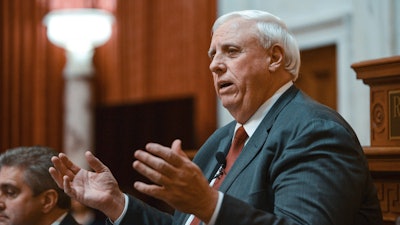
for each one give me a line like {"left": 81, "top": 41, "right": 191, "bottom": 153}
{"left": 94, "top": 0, "right": 149, "bottom": 103}
{"left": 25, "top": 0, "right": 49, "bottom": 146}
{"left": 180, "top": 0, "right": 205, "bottom": 144}
{"left": 297, "top": 45, "right": 337, "bottom": 110}
{"left": 0, "top": 0, "right": 3, "bottom": 148}
{"left": 36, "top": 1, "right": 64, "bottom": 151}
{"left": 182, "top": 0, "right": 198, "bottom": 96}
{"left": 46, "top": 45, "right": 64, "bottom": 150}
{"left": 150, "top": 1, "right": 181, "bottom": 96}
{"left": 150, "top": 0, "right": 195, "bottom": 97}
{"left": 0, "top": 0, "right": 11, "bottom": 150}
{"left": 94, "top": 39, "right": 120, "bottom": 103}
{"left": 125, "top": 0, "right": 151, "bottom": 101}
{"left": 20, "top": 0, "right": 34, "bottom": 146}
{"left": 20, "top": 0, "right": 32, "bottom": 145}
{"left": 10, "top": 0, "right": 22, "bottom": 147}
{"left": 120, "top": 0, "right": 148, "bottom": 101}
{"left": 32, "top": 5, "right": 49, "bottom": 146}
{"left": 192, "top": 0, "right": 217, "bottom": 145}
{"left": 95, "top": 0, "right": 216, "bottom": 147}
{"left": 130, "top": 0, "right": 158, "bottom": 100}
{"left": 0, "top": 0, "right": 67, "bottom": 151}
{"left": 94, "top": 6, "right": 121, "bottom": 103}
{"left": 144, "top": 0, "right": 216, "bottom": 145}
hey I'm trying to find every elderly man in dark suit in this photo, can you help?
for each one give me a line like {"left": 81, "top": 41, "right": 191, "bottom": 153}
{"left": 0, "top": 146, "right": 80, "bottom": 225}
{"left": 50, "top": 10, "right": 382, "bottom": 225}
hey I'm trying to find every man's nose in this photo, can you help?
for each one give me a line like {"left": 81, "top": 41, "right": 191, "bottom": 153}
{"left": 209, "top": 56, "right": 227, "bottom": 75}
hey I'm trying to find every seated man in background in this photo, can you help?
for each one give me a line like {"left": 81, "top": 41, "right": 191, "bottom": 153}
{"left": 0, "top": 146, "right": 80, "bottom": 225}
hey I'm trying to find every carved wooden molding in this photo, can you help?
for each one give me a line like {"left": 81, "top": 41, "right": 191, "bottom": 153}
{"left": 354, "top": 56, "right": 400, "bottom": 223}
{"left": 352, "top": 56, "right": 400, "bottom": 147}
{"left": 374, "top": 181, "right": 400, "bottom": 222}
{"left": 364, "top": 147, "right": 400, "bottom": 172}
{"left": 352, "top": 56, "right": 400, "bottom": 85}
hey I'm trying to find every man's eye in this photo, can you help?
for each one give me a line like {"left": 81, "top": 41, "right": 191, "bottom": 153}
{"left": 6, "top": 190, "right": 16, "bottom": 196}
{"left": 227, "top": 48, "right": 239, "bottom": 56}
{"left": 1, "top": 187, "right": 18, "bottom": 198}
{"left": 208, "top": 51, "right": 216, "bottom": 60}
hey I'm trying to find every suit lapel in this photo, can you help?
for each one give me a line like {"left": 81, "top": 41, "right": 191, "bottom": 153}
{"left": 204, "top": 129, "right": 233, "bottom": 183}
{"left": 219, "top": 85, "right": 299, "bottom": 192}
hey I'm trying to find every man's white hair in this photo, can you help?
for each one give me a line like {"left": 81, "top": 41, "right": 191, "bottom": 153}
{"left": 212, "top": 10, "right": 301, "bottom": 80}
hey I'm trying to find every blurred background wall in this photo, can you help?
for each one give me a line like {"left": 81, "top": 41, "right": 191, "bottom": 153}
{"left": 1, "top": 0, "right": 399, "bottom": 154}
{"left": 0, "top": 0, "right": 217, "bottom": 153}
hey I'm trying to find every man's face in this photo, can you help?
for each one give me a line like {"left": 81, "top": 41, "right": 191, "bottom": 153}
{"left": 209, "top": 18, "right": 275, "bottom": 123}
{"left": 0, "top": 166, "right": 43, "bottom": 225}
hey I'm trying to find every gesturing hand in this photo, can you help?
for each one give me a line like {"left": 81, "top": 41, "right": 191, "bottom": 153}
{"left": 49, "top": 151, "right": 125, "bottom": 221}
{"left": 133, "top": 139, "right": 219, "bottom": 223}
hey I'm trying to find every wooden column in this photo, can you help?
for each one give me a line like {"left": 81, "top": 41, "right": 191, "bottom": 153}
{"left": 352, "top": 56, "right": 400, "bottom": 223}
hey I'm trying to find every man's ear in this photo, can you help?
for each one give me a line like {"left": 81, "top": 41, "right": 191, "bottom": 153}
{"left": 40, "top": 189, "right": 58, "bottom": 213}
{"left": 268, "top": 44, "right": 284, "bottom": 72}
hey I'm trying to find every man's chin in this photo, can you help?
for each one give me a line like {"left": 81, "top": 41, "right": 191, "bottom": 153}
{"left": 220, "top": 98, "right": 236, "bottom": 109}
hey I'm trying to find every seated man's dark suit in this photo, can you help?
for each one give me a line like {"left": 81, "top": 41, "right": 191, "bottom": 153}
{"left": 114, "top": 85, "right": 382, "bottom": 225}
{"left": 60, "top": 213, "right": 81, "bottom": 225}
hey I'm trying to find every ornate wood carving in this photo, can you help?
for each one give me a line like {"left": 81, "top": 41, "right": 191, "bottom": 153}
{"left": 352, "top": 56, "right": 400, "bottom": 147}
{"left": 374, "top": 181, "right": 400, "bottom": 222}
{"left": 352, "top": 56, "right": 400, "bottom": 223}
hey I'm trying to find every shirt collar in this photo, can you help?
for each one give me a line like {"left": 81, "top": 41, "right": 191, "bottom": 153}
{"left": 236, "top": 81, "right": 293, "bottom": 138}
{"left": 51, "top": 212, "right": 68, "bottom": 225}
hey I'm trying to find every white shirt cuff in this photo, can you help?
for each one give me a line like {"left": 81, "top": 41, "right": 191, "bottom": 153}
{"left": 110, "top": 192, "right": 224, "bottom": 225}
{"left": 207, "top": 191, "right": 224, "bottom": 225}
{"left": 109, "top": 193, "right": 129, "bottom": 225}
{"left": 184, "top": 191, "right": 224, "bottom": 225}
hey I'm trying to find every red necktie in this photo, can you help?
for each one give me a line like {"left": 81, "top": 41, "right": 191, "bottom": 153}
{"left": 212, "top": 125, "right": 248, "bottom": 190}
{"left": 190, "top": 126, "right": 248, "bottom": 225}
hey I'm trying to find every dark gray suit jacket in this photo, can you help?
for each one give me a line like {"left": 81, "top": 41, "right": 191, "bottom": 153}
{"left": 116, "top": 85, "right": 382, "bottom": 225}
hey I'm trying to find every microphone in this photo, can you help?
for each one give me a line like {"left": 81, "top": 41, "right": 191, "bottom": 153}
{"left": 213, "top": 152, "right": 226, "bottom": 179}
{"left": 215, "top": 152, "right": 226, "bottom": 168}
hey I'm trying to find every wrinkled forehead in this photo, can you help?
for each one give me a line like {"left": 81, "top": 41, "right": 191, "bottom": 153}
{"left": 208, "top": 19, "right": 262, "bottom": 57}
{"left": 211, "top": 17, "right": 258, "bottom": 40}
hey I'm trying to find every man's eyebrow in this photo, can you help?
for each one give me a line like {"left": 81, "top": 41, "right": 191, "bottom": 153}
{"left": 0, "top": 183, "right": 13, "bottom": 188}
